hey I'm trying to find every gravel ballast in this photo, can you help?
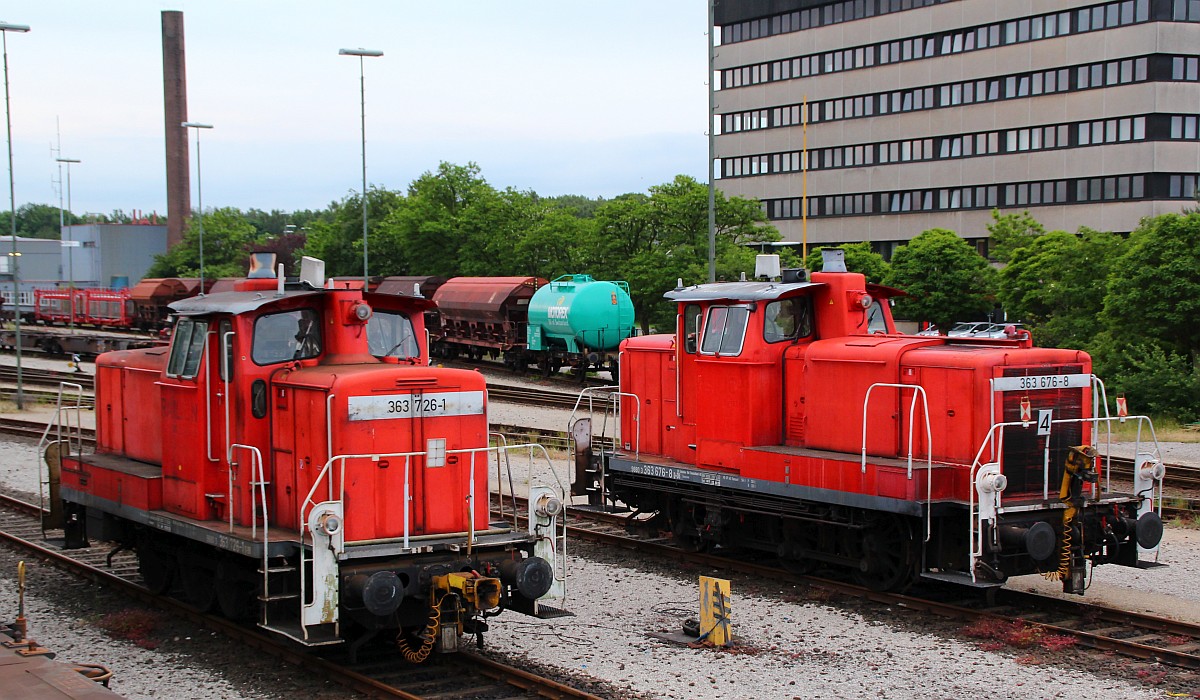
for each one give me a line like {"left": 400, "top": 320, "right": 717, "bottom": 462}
{"left": 1, "top": 354, "right": 1198, "bottom": 698}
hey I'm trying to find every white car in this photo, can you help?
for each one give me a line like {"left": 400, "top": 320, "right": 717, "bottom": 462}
{"left": 945, "top": 321, "right": 992, "bottom": 337}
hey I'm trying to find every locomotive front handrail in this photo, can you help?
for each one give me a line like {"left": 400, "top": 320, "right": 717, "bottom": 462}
{"left": 965, "top": 411, "right": 1163, "bottom": 582}
{"left": 568, "top": 385, "right": 639, "bottom": 460}
{"left": 37, "top": 381, "right": 87, "bottom": 528}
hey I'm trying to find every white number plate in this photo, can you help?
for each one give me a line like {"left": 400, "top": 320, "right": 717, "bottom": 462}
{"left": 347, "top": 391, "right": 485, "bottom": 421}
{"left": 992, "top": 373, "right": 1089, "bottom": 392}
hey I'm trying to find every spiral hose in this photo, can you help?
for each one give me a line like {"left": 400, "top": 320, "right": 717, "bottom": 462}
{"left": 397, "top": 593, "right": 444, "bottom": 664}
{"left": 1041, "top": 515, "right": 1073, "bottom": 582}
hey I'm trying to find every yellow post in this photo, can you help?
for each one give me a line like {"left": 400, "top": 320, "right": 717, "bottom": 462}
{"left": 698, "top": 575, "right": 732, "bottom": 646}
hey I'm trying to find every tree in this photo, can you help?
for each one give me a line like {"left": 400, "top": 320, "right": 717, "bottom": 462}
{"left": 1089, "top": 213, "right": 1200, "bottom": 421}
{"left": 804, "top": 242, "right": 889, "bottom": 283}
{"left": 986, "top": 209, "right": 1045, "bottom": 263}
{"left": 1101, "top": 213, "right": 1200, "bottom": 360}
{"left": 997, "top": 227, "right": 1123, "bottom": 349}
{"left": 0, "top": 203, "right": 83, "bottom": 239}
{"left": 884, "top": 229, "right": 996, "bottom": 329}
{"left": 590, "top": 175, "right": 779, "bottom": 331}
{"left": 303, "top": 187, "right": 405, "bottom": 278}
{"left": 146, "top": 207, "right": 258, "bottom": 279}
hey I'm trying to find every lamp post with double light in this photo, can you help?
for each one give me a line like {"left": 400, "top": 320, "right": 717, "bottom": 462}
{"left": 2, "top": 20, "right": 30, "bottom": 410}
{"left": 338, "top": 47, "right": 383, "bottom": 284}
{"left": 181, "top": 122, "right": 212, "bottom": 293}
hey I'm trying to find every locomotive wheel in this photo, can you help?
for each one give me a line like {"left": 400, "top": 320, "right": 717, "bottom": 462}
{"left": 853, "top": 515, "right": 917, "bottom": 592}
{"left": 215, "top": 557, "right": 256, "bottom": 621}
{"left": 779, "top": 522, "right": 821, "bottom": 575}
{"left": 179, "top": 551, "right": 218, "bottom": 612}
{"left": 137, "top": 544, "right": 175, "bottom": 595}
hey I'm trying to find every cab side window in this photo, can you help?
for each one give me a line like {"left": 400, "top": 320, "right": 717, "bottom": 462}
{"left": 866, "top": 299, "right": 889, "bottom": 333}
{"left": 700, "top": 305, "right": 750, "bottom": 356}
{"left": 167, "top": 318, "right": 209, "bottom": 379}
{"left": 683, "top": 303, "right": 701, "bottom": 354}
{"left": 367, "top": 311, "right": 420, "bottom": 359}
{"left": 252, "top": 309, "right": 322, "bottom": 365}
{"left": 763, "top": 297, "right": 813, "bottom": 343}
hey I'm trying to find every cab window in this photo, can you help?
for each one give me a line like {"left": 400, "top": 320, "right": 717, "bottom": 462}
{"left": 683, "top": 303, "right": 701, "bottom": 354}
{"left": 763, "top": 297, "right": 812, "bottom": 343}
{"left": 700, "top": 305, "right": 749, "bottom": 356}
{"left": 167, "top": 318, "right": 208, "bottom": 379}
{"left": 866, "top": 299, "right": 889, "bottom": 333}
{"left": 367, "top": 311, "right": 420, "bottom": 359}
{"left": 252, "top": 309, "right": 322, "bottom": 365}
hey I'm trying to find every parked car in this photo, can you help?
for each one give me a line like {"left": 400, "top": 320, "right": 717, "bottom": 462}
{"left": 945, "top": 321, "right": 992, "bottom": 337}
{"left": 974, "top": 322, "right": 1026, "bottom": 339}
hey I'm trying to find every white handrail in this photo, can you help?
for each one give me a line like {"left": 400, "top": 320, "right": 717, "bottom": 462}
{"left": 965, "top": 412, "right": 1162, "bottom": 581}
{"left": 37, "top": 382, "right": 86, "bottom": 525}
{"left": 860, "top": 382, "right": 934, "bottom": 541}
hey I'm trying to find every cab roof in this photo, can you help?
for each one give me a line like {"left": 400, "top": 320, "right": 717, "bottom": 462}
{"left": 170, "top": 290, "right": 322, "bottom": 316}
{"left": 664, "top": 281, "right": 823, "bottom": 303}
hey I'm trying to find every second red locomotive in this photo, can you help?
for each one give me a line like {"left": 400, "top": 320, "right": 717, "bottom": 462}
{"left": 574, "top": 250, "right": 1165, "bottom": 594}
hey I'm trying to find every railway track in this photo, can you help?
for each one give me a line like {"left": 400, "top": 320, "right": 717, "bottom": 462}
{"left": 0, "top": 492, "right": 602, "bottom": 700}
{"left": 552, "top": 500, "right": 1200, "bottom": 674}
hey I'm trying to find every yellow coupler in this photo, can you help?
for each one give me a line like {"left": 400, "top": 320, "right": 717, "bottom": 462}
{"left": 433, "top": 572, "right": 502, "bottom": 611}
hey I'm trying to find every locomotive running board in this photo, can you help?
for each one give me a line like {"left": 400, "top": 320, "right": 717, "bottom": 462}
{"left": 919, "top": 571, "right": 1003, "bottom": 588}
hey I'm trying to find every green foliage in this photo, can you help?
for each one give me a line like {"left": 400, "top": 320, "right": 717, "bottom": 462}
{"left": 884, "top": 229, "right": 996, "bottom": 329}
{"left": 1088, "top": 212, "right": 1200, "bottom": 421}
{"left": 303, "top": 187, "right": 405, "bottom": 277}
{"left": 1, "top": 203, "right": 84, "bottom": 239}
{"left": 1090, "top": 337, "right": 1200, "bottom": 423}
{"left": 1100, "top": 212, "right": 1200, "bottom": 359}
{"left": 803, "top": 242, "right": 890, "bottom": 283}
{"left": 998, "top": 227, "right": 1123, "bottom": 349}
{"left": 987, "top": 209, "right": 1045, "bottom": 262}
{"left": 146, "top": 207, "right": 258, "bottom": 279}
{"left": 588, "top": 175, "right": 778, "bottom": 331}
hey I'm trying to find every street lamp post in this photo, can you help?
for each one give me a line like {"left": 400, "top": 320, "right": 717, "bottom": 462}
{"left": 338, "top": 47, "right": 383, "bottom": 285}
{"left": 2, "top": 20, "right": 30, "bottom": 411}
{"left": 56, "top": 156, "right": 79, "bottom": 332}
{"left": 181, "top": 122, "right": 212, "bottom": 293}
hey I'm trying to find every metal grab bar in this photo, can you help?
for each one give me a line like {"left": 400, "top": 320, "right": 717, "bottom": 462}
{"left": 965, "top": 411, "right": 1163, "bottom": 582}
{"left": 37, "top": 382, "right": 86, "bottom": 525}
{"left": 568, "top": 385, "right": 640, "bottom": 458}
{"left": 860, "top": 382, "right": 934, "bottom": 542}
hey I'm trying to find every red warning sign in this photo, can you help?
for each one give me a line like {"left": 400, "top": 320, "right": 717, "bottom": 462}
{"left": 1019, "top": 396, "right": 1032, "bottom": 423}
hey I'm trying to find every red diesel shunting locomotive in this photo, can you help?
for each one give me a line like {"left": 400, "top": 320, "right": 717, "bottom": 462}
{"left": 574, "top": 250, "right": 1165, "bottom": 594}
{"left": 45, "top": 254, "right": 567, "bottom": 661}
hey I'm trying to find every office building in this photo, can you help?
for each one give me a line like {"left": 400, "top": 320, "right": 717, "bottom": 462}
{"left": 712, "top": 0, "right": 1200, "bottom": 256}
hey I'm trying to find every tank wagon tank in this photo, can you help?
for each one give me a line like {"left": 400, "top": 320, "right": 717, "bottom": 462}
{"left": 431, "top": 275, "right": 634, "bottom": 380}
{"left": 527, "top": 275, "right": 635, "bottom": 375}
{"left": 45, "top": 255, "right": 568, "bottom": 661}
{"left": 572, "top": 251, "right": 1165, "bottom": 595}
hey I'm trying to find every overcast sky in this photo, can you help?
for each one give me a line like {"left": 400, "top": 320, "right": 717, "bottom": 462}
{"left": 2, "top": 2, "right": 709, "bottom": 219}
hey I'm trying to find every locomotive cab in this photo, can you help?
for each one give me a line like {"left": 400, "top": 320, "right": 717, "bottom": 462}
{"left": 51, "top": 256, "right": 567, "bottom": 660}
{"left": 576, "top": 251, "right": 1164, "bottom": 595}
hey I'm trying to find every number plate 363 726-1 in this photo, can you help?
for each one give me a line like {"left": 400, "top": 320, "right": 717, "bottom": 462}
{"left": 347, "top": 391, "right": 485, "bottom": 421}
{"left": 991, "top": 373, "right": 1089, "bottom": 392}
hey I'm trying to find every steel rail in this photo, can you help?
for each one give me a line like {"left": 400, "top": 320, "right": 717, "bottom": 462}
{"left": 0, "top": 493, "right": 603, "bottom": 699}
